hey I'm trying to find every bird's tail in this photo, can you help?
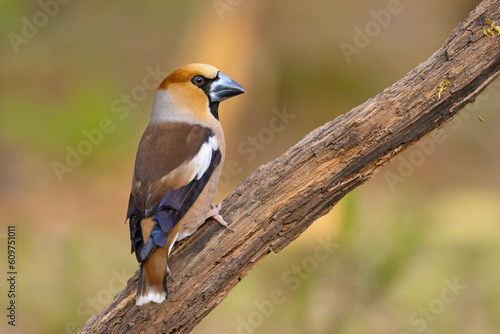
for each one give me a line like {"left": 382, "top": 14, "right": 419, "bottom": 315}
{"left": 136, "top": 250, "right": 168, "bottom": 305}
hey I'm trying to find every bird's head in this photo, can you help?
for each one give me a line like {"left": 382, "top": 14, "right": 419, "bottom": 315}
{"left": 152, "top": 63, "right": 245, "bottom": 123}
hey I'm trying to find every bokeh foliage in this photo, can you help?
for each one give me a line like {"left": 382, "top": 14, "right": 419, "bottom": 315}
{"left": 1, "top": 1, "right": 500, "bottom": 333}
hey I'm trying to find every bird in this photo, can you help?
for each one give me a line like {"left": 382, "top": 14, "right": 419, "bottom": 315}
{"left": 126, "top": 63, "right": 245, "bottom": 306}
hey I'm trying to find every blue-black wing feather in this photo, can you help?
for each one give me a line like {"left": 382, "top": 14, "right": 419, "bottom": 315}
{"left": 128, "top": 147, "right": 221, "bottom": 262}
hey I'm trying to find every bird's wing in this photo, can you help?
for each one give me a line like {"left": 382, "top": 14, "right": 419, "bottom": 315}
{"left": 127, "top": 122, "right": 221, "bottom": 261}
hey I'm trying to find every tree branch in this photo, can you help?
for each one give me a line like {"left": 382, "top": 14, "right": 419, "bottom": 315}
{"left": 80, "top": 1, "right": 500, "bottom": 333}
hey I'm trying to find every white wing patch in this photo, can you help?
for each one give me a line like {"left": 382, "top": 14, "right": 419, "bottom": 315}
{"left": 155, "top": 135, "right": 219, "bottom": 200}
{"left": 194, "top": 135, "right": 218, "bottom": 180}
{"left": 178, "top": 135, "right": 218, "bottom": 184}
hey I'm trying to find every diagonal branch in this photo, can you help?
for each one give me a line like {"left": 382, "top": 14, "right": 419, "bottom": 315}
{"left": 80, "top": 1, "right": 500, "bottom": 333}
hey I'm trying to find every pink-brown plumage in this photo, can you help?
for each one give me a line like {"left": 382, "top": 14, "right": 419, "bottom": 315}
{"left": 126, "top": 64, "right": 245, "bottom": 305}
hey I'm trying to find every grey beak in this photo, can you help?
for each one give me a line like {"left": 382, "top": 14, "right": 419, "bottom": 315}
{"left": 209, "top": 71, "right": 246, "bottom": 102}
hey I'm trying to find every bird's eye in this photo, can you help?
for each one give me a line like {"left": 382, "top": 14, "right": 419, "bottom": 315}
{"left": 192, "top": 75, "right": 205, "bottom": 86}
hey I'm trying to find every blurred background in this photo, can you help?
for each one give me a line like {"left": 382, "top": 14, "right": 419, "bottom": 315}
{"left": 1, "top": 0, "right": 500, "bottom": 333}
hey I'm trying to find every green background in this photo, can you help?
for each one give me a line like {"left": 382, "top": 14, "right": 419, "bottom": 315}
{"left": 1, "top": 1, "right": 500, "bottom": 333}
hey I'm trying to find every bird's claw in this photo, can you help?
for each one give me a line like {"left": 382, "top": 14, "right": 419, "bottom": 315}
{"left": 166, "top": 263, "right": 174, "bottom": 281}
{"left": 206, "top": 202, "right": 233, "bottom": 232}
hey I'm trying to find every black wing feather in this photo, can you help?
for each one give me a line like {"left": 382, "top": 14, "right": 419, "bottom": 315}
{"left": 128, "top": 146, "right": 221, "bottom": 262}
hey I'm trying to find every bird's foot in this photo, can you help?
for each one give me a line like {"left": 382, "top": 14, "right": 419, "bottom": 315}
{"left": 206, "top": 202, "right": 233, "bottom": 232}
{"left": 166, "top": 263, "right": 174, "bottom": 281}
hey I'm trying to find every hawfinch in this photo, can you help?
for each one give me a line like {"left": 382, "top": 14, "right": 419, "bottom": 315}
{"left": 126, "top": 64, "right": 245, "bottom": 305}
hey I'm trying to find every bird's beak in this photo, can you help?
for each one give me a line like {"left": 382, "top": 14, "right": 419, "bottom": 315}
{"left": 210, "top": 71, "right": 246, "bottom": 102}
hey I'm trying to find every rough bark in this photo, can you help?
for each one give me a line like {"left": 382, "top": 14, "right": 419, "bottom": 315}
{"left": 80, "top": 1, "right": 500, "bottom": 333}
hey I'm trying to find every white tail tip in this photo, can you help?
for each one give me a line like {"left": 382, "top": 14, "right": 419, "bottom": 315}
{"left": 136, "top": 289, "right": 166, "bottom": 306}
